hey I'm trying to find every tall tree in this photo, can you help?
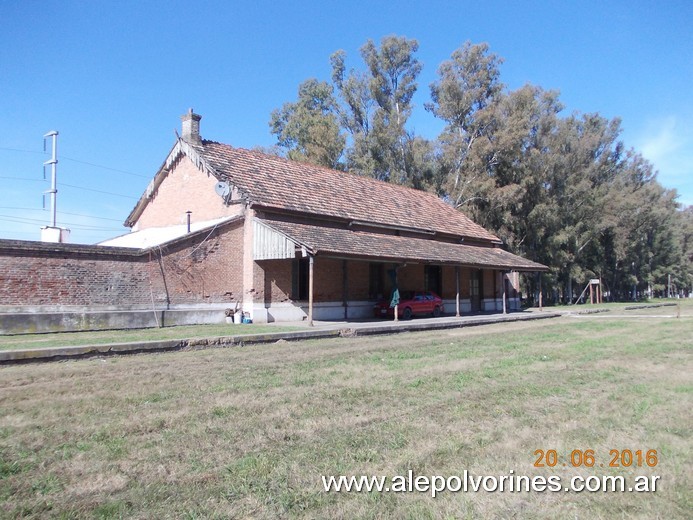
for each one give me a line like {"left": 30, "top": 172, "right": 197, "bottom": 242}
{"left": 331, "top": 35, "right": 427, "bottom": 184}
{"left": 269, "top": 79, "right": 345, "bottom": 169}
{"left": 541, "top": 113, "right": 624, "bottom": 300}
{"left": 426, "top": 41, "right": 505, "bottom": 208}
{"left": 678, "top": 205, "right": 693, "bottom": 294}
{"left": 269, "top": 37, "right": 691, "bottom": 302}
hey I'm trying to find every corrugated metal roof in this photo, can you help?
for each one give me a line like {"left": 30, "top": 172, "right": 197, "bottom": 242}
{"left": 100, "top": 216, "right": 234, "bottom": 248}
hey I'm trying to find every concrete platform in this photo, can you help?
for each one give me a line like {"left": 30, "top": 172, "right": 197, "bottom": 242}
{"left": 0, "top": 311, "right": 561, "bottom": 365}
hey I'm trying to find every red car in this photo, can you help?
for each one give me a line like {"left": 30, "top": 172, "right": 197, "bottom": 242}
{"left": 373, "top": 291, "right": 444, "bottom": 319}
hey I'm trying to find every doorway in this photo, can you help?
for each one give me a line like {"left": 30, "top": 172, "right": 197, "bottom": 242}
{"left": 470, "top": 269, "right": 483, "bottom": 312}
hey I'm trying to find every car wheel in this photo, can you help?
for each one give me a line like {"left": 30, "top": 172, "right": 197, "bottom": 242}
{"left": 433, "top": 306, "right": 441, "bottom": 318}
{"left": 403, "top": 307, "right": 413, "bottom": 320}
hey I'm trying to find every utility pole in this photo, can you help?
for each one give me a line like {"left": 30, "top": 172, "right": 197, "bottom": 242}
{"left": 40, "top": 131, "right": 70, "bottom": 243}
{"left": 44, "top": 131, "right": 58, "bottom": 228}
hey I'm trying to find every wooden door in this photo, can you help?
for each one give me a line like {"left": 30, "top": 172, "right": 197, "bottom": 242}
{"left": 470, "top": 269, "right": 482, "bottom": 312}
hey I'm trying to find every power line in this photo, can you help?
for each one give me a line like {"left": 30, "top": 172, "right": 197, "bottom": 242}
{"left": 60, "top": 210, "right": 124, "bottom": 222}
{"left": 0, "top": 215, "right": 124, "bottom": 231}
{"left": 1, "top": 177, "right": 140, "bottom": 199}
{"left": 60, "top": 183, "right": 139, "bottom": 199}
{"left": 61, "top": 155, "right": 150, "bottom": 178}
{"left": 0, "top": 208, "right": 125, "bottom": 222}
{"left": 0, "top": 147, "right": 45, "bottom": 155}
{"left": 0, "top": 176, "right": 46, "bottom": 182}
{"left": 0, "top": 146, "right": 151, "bottom": 178}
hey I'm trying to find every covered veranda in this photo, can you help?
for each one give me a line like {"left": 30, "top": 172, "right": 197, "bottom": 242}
{"left": 252, "top": 218, "right": 549, "bottom": 325}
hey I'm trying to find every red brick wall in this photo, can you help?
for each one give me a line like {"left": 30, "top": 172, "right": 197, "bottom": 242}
{"left": 253, "top": 258, "right": 388, "bottom": 305}
{"left": 397, "top": 264, "right": 424, "bottom": 292}
{"left": 135, "top": 155, "right": 243, "bottom": 230}
{"left": 0, "top": 253, "right": 151, "bottom": 307}
{"left": 254, "top": 257, "right": 352, "bottom": 304}
{"left": 483, "top": 269, "right": 496, "bottom": 298}
{"left": 0, "top": 220, "right": 244, "bottom": 309}
{"left": 347, "top": 260, "right": 371, "bottom": 300}
{"left": 441, "top": 266, "right": 456, "bottom": 298}
{"left": 254, "top": 259, "right": 293, "bottom": 305}
{"left": 460, "top": 268, "right": 471, "bottom": 298}
{"left": 314, "top": 258, "right": 343, "bottom": 301}
{"left": 156, "top": 221, "right": 244, "bottom": 305}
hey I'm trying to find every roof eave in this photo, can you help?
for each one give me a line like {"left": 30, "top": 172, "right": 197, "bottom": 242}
{"left": 311, "top": 250, "right": 548, "bottom": 271}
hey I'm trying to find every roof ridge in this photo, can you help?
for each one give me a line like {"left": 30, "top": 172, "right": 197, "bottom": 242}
{"left": 201, "top": 140, "right": 448, "bottom": 201}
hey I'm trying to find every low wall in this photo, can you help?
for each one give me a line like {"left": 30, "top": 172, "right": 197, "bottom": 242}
{"left": 0, "top": 219, "right": 244, "bottom": 334}
{"left": 0, "top": 305, "right": 229, "bottom": 335}
{"left": 255, "top": 301, "right": 375, "bottom": 323}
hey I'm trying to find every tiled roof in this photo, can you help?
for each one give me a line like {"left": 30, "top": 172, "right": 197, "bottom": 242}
{"left": 199, "top": 141, "right": 501, "bottom": 243}
{"left": 260, "top": 218, "right": 548, "bottom": 271}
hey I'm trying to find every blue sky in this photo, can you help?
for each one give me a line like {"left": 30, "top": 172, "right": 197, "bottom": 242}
{"left": 1, "top": 0, "right": 691, "bottom": 244}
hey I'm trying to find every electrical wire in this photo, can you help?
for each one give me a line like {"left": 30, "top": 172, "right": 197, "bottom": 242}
{"left": 0, "top": 146, "right": 150, "bottom": 178}
{"left": 61, "top": 155, "right": 150, "bottom": 178}
{"left": 60, "top": 183, "right": 139, "bottom": 199}
{"left": 0, "top": 147, "right": 44, "bottom": 155}
{"left": 0, "top": 215, "right": 123, "bottom": 231}
{"left": 0, "top": 176, "right": 46, "bottom": 182}
{"left": 0, "top": 177, "right": 140, "bottom": 199}
{"left": 0, "top": 207, "right": 124, "bottom": 222}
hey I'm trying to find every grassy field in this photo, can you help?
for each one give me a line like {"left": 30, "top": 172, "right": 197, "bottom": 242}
{"left": 0, "top": 311, "right": 691, "bottom": 518}
{"left": 0, "top": 299, "right": 686, "bottom": 352}
{"left": 0, "top": 324, "right": 303, "bottom": 352}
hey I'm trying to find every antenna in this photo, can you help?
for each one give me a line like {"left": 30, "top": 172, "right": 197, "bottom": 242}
{"left": 43, "top": 131, "right": 59, "bottom": 228}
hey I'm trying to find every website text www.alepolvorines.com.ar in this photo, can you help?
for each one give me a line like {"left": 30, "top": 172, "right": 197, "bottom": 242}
{"left": 322, "top": 470, "right": 660, "bottom": 498}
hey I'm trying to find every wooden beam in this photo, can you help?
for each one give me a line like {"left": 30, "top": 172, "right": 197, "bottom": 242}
{"left": 455, "top": 266, "right": 460, "bottom": 317}
{"left": 539, "top": 274, "right": 543, "bottom": 311}
{"left": 342, "top": 259, "right": 348, "bottom": 320}
{"left": 493, "top": 269, "right": 497, "bottom": 312}
{"left": 308, "top": 255, "right": 314, "bottom": 327}
{"left": 502, "top": 272, "right": 507, "bottom": 315}
{"left": 589, "top": 282, "right": 594, "bottom": 304}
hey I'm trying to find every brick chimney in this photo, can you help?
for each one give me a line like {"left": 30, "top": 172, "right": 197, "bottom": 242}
{"left": 180, "top": 109, "right": 202, "bottom": 145}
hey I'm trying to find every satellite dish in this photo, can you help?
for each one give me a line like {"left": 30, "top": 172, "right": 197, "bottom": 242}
{"left": 215, "top": 181, "right": 231, "bottom": 202}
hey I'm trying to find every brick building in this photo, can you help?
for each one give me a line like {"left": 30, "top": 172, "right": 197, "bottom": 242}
{"left": 0, "top": 110, "right": 546, "bottom": 333}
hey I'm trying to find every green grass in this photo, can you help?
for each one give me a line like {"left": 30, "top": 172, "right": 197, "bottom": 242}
{"left": 0, "top": 314, "right": 691, "bottom": 518}
{"left": 0, "top": 323, "right": 302, "bottom": 351}
{"left": 544, "top": 297, "right": 687, "bottom": 312}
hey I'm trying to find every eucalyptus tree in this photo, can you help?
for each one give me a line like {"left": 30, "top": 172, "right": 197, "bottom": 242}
{"left": 331, "top": 35, "right": 426, "bottom": 184}
{"left": 427, "top": 41, "right": 505, "bottom": 208}
{"left": 269, "top": 78, "right": 345, "bottom": 169}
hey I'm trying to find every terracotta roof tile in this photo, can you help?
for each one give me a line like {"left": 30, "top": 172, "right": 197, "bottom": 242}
{"left": 199, "top": 141, "right": 501, "bottom": 243}
{"left": 260, "top": 218, "right": 547, "bottom": 271}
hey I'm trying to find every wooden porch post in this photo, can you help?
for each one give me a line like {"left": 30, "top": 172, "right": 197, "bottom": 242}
{"left": 539, "top": 273, "right": 543, "bottom": 311}
{"left": 308, "top": 255, "right": 314, "bottom": 327}
{"left": 342, "top": 259, "right": 348, "bottom": 320}
{"left": 455, "top": 266, "right": 460, "bottom": 317}
{"left": 589, "top": 282, "right": 594, "bottom": 304}
{"left": 502, "top": 272, "right": 507, "bottom": 315}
